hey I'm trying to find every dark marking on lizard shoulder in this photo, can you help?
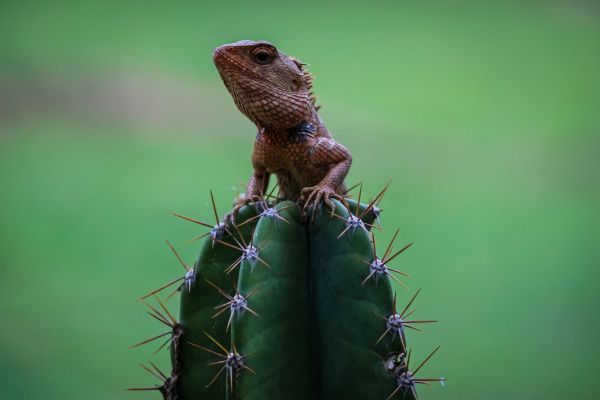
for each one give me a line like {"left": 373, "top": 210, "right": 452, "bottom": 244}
{"left": 287, "top": 121, "right": 316, "bottom": 142}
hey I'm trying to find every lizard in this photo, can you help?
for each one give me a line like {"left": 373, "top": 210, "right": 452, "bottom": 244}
{"left": 212, "top": 40, "right": 352, "bottom": 219}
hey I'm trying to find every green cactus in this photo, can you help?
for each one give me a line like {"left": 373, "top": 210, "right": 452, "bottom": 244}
{"left": 131, "top": 190, "right": 444, "bottom": 400}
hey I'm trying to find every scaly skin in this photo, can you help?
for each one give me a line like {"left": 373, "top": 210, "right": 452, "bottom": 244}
{"left": 213, "top": 40, "right": 351, "bottom": 216}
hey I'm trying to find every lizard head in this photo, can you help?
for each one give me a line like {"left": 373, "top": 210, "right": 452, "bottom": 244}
{"left": 213, "top": 40, "right": 317, "bottom": 130}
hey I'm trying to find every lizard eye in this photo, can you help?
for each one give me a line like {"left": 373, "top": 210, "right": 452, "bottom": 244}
{"left": 251, "top": 48, "right": 274, "bottom": 65}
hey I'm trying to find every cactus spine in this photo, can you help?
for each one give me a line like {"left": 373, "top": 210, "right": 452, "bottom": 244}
{"left": 132, "top": 189, "right": 444, "bottom": 400}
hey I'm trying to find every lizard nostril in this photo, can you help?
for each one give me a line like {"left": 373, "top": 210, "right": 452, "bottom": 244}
{"left": 213, "top": 48, "right": 223, "bottom": 63}
{"left": 213, "top": 45, "right": 230, "bottom": 66}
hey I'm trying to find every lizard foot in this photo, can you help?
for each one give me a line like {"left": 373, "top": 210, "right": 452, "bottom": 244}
{"left": 299, "top": 184, "right": 344, "bottom": 219}
{"left": 223, "top": 195, "right": 263, "bottom": 227}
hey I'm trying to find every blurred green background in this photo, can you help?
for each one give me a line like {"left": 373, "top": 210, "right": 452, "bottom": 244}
{"left": 1, "top": 0, "right": 599, "bottom": 399}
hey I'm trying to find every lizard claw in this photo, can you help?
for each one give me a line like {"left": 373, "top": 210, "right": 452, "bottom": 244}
{"left": 300, "top": 185, "right": 343, "bottom": 219}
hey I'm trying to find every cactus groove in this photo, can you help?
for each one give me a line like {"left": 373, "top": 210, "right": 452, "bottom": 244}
{"left": 132, "top": 190, "right": 444, "bottom": 400}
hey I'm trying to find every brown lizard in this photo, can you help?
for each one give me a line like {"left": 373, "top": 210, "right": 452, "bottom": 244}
{"left": 213, "top": 40, "right": 351, "bottom": 217}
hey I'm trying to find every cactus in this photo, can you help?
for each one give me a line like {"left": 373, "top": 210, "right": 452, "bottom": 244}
{"left": 131, "top": 187, "right": 444, "bottom": 400}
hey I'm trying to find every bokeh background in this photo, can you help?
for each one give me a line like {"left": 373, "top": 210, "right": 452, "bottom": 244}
{"left": 1, "top": 0, "right": 599, "bottom": 399}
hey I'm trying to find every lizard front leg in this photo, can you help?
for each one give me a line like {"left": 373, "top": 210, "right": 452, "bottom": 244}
{"left": 299, "top": 138, "right": 352, "bottom": 213}
{"left": 240, "top": 169, "right": 270, "bottom": 210}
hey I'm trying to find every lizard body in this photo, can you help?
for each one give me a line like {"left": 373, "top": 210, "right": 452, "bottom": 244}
{"left": 213, "top": 40, "right": 351, "bottom": 213}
